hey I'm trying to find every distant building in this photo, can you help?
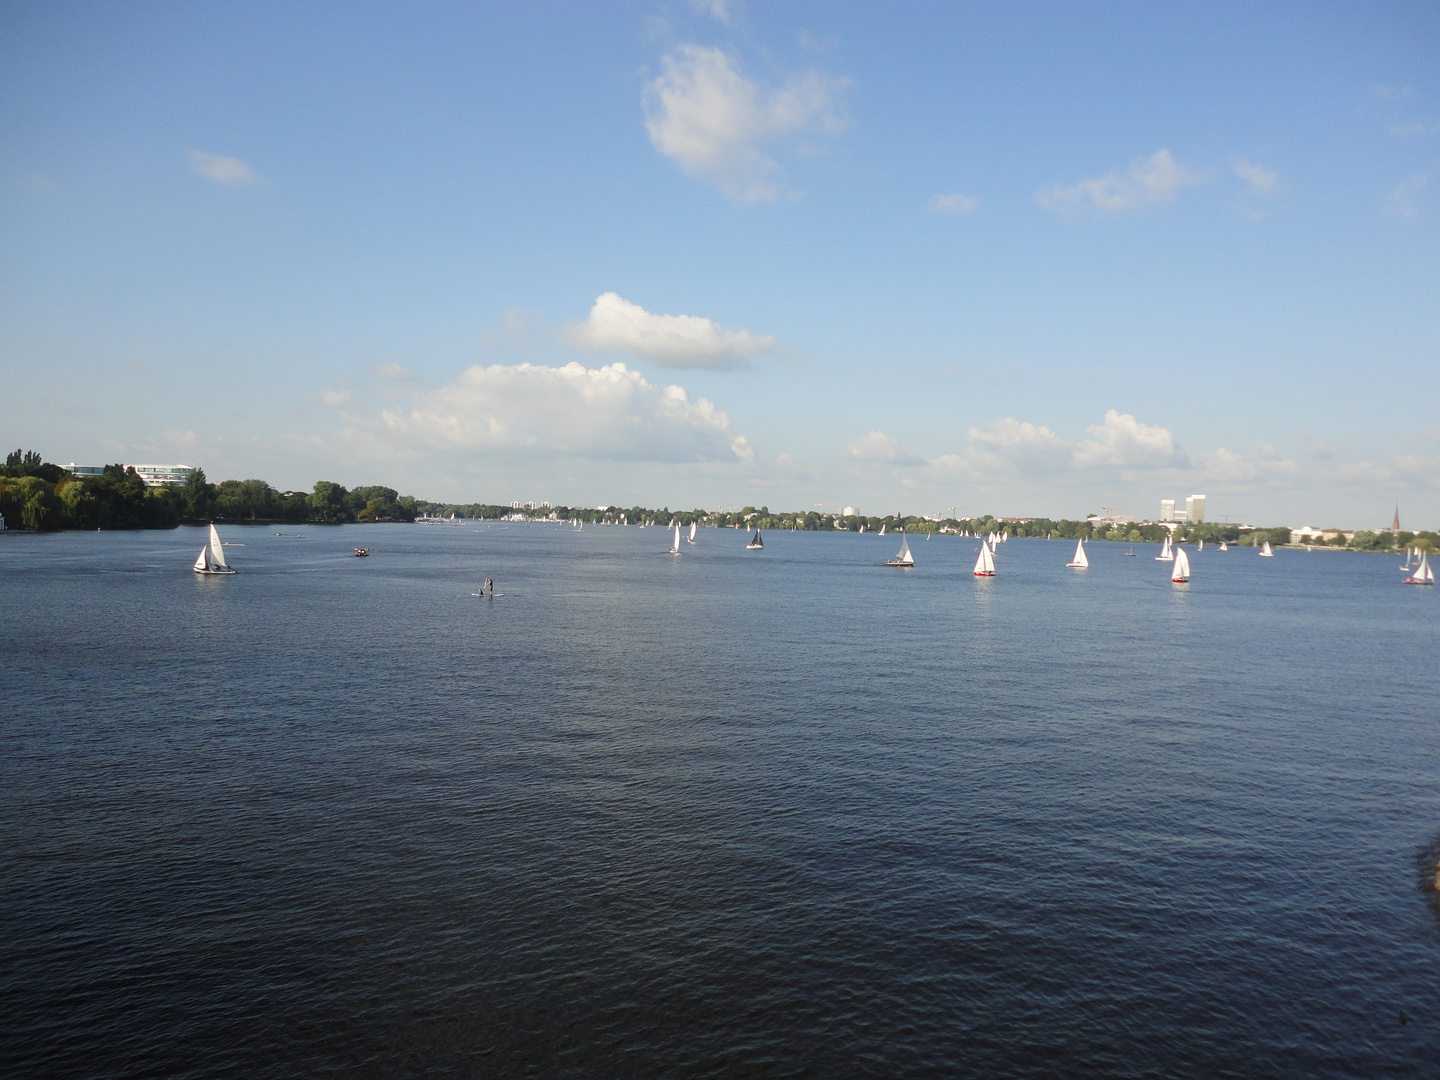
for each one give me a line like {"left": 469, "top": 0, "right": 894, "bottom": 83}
{"left": 128, "top": 464, "right": 194, "bottom": 487}
{"left": 65, "top": 463, "right": 192, "bottom": 487}
{"left": 842, "top": 506, "right": 856, "bottom": 516}
{"left": 1159, "top": 494, "right": 1206, "bottom": 524}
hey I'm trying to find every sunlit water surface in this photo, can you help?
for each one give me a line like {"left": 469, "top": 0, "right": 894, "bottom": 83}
{"left": 2, "top": 525, "right": 1438, "bottom": 1078}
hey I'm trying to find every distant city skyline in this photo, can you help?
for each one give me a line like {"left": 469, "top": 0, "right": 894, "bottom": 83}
{"left": 2, "top": 2, "right": 1437, "bottom": 526}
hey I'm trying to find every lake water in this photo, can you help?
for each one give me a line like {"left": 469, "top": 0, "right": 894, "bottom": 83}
{"left": 2, "top": 524, "right": 1437, "bottom": 1078}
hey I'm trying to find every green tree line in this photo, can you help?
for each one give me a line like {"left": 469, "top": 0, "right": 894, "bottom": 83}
{"left": 3, "top": 448, "right": 1434, "bottom": 550}
{"left": 0, "top": 450, "right": 417, "bottom": 531}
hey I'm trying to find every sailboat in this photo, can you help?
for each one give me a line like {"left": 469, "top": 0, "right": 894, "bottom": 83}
{"left": 746, "top": 527, "right": 764, "bottom": 550}
{"left": 1405, "top": 552, "right": 1434, "bottom": 585}
{"left": 1155, "top": 535, "right": 1174, "bottom": 561}
{"left": 1197, "top": 539, "right": 1204, "bottom": 551}
{"left": 1400, "top": 548, "right": 1416, "bottom": 570}
{"left": 669, "top": 523, "right": 681, "bottom": 555}
{"left": 885, "top": 533, "right": 914, "bottom": 567}
{"left": 879, "top": 523, "right": 887, "bottom": 537}
{"left": 1066, "top": 538, "right": 1088, "bottom": 568}
{"left": 1171, "top": 547, "right": 1191, "bottom": 583}
{"left": 1259, "top": 540, "right": 1274, "bottom": 557}
{"left": 192, "top": 524, "right": 237, "bottom": 575}
{"left": 1219, "top": 541, "right": 1229, "bottom": 551}
{"left": 973, "top": 543, "right": 996, "bottom": 577}
{"left": 686, "top": 521, "right": 697, "bottom": 544}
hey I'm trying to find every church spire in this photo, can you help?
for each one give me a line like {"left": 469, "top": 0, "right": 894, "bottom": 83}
{"left": 1392, "top": 505, "right": 1401, "bottom": 532}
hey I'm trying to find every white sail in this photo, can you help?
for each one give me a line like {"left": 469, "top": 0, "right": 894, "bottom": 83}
{"left": 1172, "top": 547, "right": 1191, "bottom": 581}
{"left": 1156, "top": 535, "right": 1173, "bottom": 561}
{"left": 209, "top": 524, "right": 229, "bottom": 568}
{"left": 879, "top": 523, "right": 886, "bottom": 536}
{"left": 892, "top": 535, "right": 913, "bottom": 565}
{"left": 193, "top": 545, "right": 211, "bottom": 572}
{"left": 688, "top": 522, "right": 697, "bottom": 543}
{"left": 1198, "top": 539, "right": 1204, "bottom": 551}
{"left": 670, "top": 523, "right": 681, "bottom": 553}
{"left": 1068, "top": 539, "right": 1088, "bottom": 567}
{"left": 1260, "top": 540, "right": 1273, "bottom": 556}
{"left": 1219, "top": 541, "right": 1228, "bottom": 551}
{"left": 1421, "top": 554, "right": 1434, "bottom": 583}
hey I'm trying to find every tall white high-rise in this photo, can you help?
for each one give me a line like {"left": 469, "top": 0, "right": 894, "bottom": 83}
{"left": 1186, "top": 495, "right": 1206, "bottom": 523}
{"left": 1160, "top": 499, "right": 1176, "bottom": 522}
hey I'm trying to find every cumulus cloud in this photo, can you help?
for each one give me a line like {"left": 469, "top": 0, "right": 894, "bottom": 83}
{"left": 846, "top": 430, "right": 924, "bottom": 465}
{"left": 1201, "top": 445, "right": 1298, "bottom": 488}
{"left": 691, "top": 0, "right": 734, "bottom": 23}
{"left": 1072, "top": 410, "right": 1188, "bottom": 469}
{"left": 562, "top": 292, "right": 779, "bottom": 369}
{"left": 357, "top": 361, "right": 746, "bottom": 464}
{"left": 1389, "top": 119, "right": 1440, "bottom": 139}
{"left": 643, "top": 44, "right": 848, "bottom": 202}
{"left": 1037, "top": 149, "right": 1203, "bottom": 216}
{"left": 1232, "top": 160, "right": 1279, "bottom": 193}
{"left": 844, "top": 411, "right": 1185, "bottom": 483}
{"left": 1383, "top": 172, "right": 1430, "bottom": 218}
{"left": 967, "top": 418, "right": 1069, "bottom": 471}
{"left": 931, "top": 192, "right": 978, "bottom": 215}
{"left": 186, "top": 149, "right": 262, "bottom": 186}
{"left": 370, "top": 362, "right": 420, "bottom": 382}
{"left": 1367, "top": 84, "right": 1413, "bottom": 102}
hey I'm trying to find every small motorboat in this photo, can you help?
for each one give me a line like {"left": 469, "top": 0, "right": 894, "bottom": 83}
{"left": 353, "top": 547, "right": 370, "bottom": 557}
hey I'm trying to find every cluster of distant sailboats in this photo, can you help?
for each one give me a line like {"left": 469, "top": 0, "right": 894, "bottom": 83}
{"left": 190, "top": 519, "right": 1434, "bottom": 585}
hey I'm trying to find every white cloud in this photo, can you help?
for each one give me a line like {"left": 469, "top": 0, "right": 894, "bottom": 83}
{"left": 931, "top": 192, "right": 978, "bottom": 215}
{"left": 354, "top": 361, "right": 745, "bottom": 464}
{"left": 562, "top": 292, "right": 779, "bottom": 369}
{"left": 1232, "top": 160, "right": 1279, "bottom": 193}
{"left": 370, "top": 363, "right": 420, "bottom": 382}
{"left": 1367, "top": 84, "right": 1413, "bottom": 102}
{"left": 967, "top": 418, "right": 1069, "bottom": 471}
{"left": 1037, "top": 149, "right": 1203, "bottom": 216}
{"left": 321, "top": 389, "right": 352, "bottom": 407}
{"left": 1383, "top": 172, "right": 1431, "bottom": 218}
{"left": 846, "top": 430, "right": 923, "bottom": 465}
{"left": 691, "top": 0, "right": 735, "bottom": 24}
{"left": 1072, "top": 409, "right": 1188, "bottom": 469}
{"left": 1200, "top": 445, "right": 1298, "bottom": 488}
{"left": 843, "top": 411, "right": 1183, "bottom": 484}
{"left": 1389, "top": 119, "right": 1440, "bottom": 139}
{"left": 185, "top": 149, "right": 262, "bottom": 186}
{"left": 643, "top": 44, "right": 848, "bottom": 202}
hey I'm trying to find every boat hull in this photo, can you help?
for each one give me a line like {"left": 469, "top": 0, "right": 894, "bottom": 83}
{"left": 193, "top": 567, "right": 237, "bottom": 575}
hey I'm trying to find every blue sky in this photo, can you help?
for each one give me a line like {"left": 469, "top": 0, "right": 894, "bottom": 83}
{"left": 2, "top": 1, "right": 1437, "bottom": 526}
